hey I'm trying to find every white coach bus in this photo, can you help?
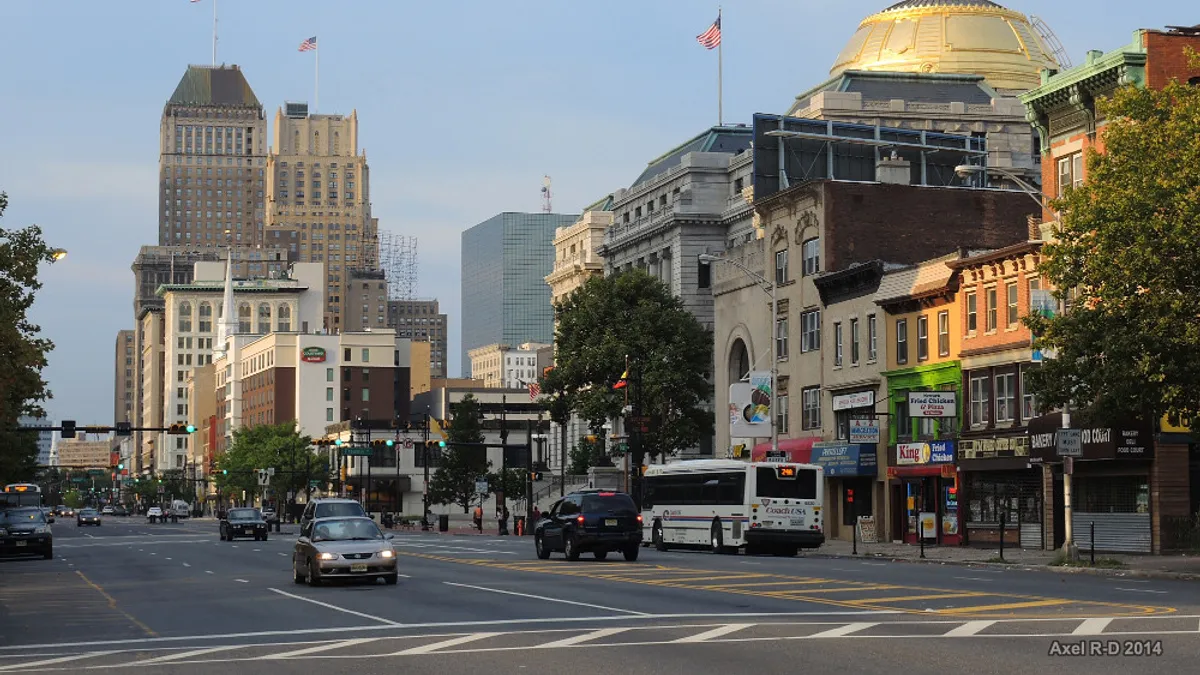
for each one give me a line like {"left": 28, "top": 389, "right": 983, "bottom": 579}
{"left": 642, "top": 460, "right": 824, "bottom": 556}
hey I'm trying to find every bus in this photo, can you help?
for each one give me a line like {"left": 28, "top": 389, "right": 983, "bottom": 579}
{"left": 642, "top": 460, "right": 824, "bottom": 556}
{"left": 2, "top": 483, "right": 43, "bottom": 508}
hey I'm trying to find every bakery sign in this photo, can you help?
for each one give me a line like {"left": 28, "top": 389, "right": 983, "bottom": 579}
{"left": 908, "top": 391, "right": 957, "bottom": 418}
{"left": 301, "top": 347, "right": 327, "bottom": 363}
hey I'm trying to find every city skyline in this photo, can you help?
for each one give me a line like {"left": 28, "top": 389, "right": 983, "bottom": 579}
{"left": 0, "top": 0, "right": 1186, "bottom": 425}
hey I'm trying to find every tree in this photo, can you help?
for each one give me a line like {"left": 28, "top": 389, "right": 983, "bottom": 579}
{"left": 545, "top": 270, "right": 714, "bottom": 468}
{"left": 1026, "top": 63, "right": 1200, "bottom": 424}
{"left": 427, "top": 394, "right": 490, "bottom": 512}
{"left": 488, "top": 467, "right": 524, "bottom": 503}
{"left": 0, "top": 192, "right": 61, "bottom": 483}
{"left": 568, "top": 434, "right": 608, "bottom": 475}
{"left": 214, "top": 422, "right": 326, "bottom": 504}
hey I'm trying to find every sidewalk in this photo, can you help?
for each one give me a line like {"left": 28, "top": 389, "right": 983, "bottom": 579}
{"left": 813, "top": 538, "right": 1200, "bottom": 580}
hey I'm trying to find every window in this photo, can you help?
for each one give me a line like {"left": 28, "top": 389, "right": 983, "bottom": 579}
{"left": 361, "top": 388, "right": 370, "bottom": 402}
{"left": 833, "top": 322, "right": 843, "bottom": 366}
{"left": 774, "top": 250, "right": 788, "bottom": 285}
{"left": 178, "top": 302, "right": 192, "bottom": 332}
{"left": 238, "top": 303, "right": 251, "bottom": 334}
{"left": 850, "top": 318, "right": 860, "bottom": 365}
{"left": 801, "top": 387, "right": 821, "bottom": 430}
{"left": 970, "top": 374, "right": 990, "bottom": 426}
{"left": 867, "top": 315, "right": 877, "bottom": 361}
{"left": 326, "top": 408, "right": 334, "bottom": 422}
{"left": 361, "top": 348, "right": 370, "bottom": 362}
{"left": 802, "top": 238, "right": 820, "bottom": 276}
{"left": 326, "top": 368, "right": 334, "bottom": 382}
{"left": 257, "top": 303, "right": 271, "bottom": 334}
{"left": 895, "top": 319, "right": 908, "bottom": 364}
{"left": 937, "top": 310, "right": 950, "bottom": 356}
{"left": 1056, "top": 152, "right": 1084, "bottom": 198}
{"left": 967, "top": 292, "right": 977, "bottom": 333}
{"left": 916, "top": 315, "right": 929, "bottom": 361}
{"left": 995, "top": 372, "right": 1016, "bottom": 423}
{"left": 326, "top": 387, "right": 333, "bottom": 401}
{"left": 1021, "top": 368, "right": 1037, "bottom": 420}
{"left": 985, "top": 287, "right": 997, "bottom": 331}
{"left": 198, "top": 302, "right": 212, "bottom": 333}
{"left": 276, "top": 304, "right": 291, "bottom": 331}
{"left": 801, "top": 310, "right": 821, "bottom": 352}
{"left": 776, "top": 394, "right": 789, "bottom": 434}
{"left": 697, "top": 258, "right": 711, "bottom": 289}
{"left": 775, "top": 318, "right": 789, "bottom": 359}
{"left": 1006, "top": 282, "right": 1018, "bottom": 327}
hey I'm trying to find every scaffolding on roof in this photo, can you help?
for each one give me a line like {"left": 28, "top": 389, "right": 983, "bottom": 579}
{"left": 378, "top": 230, "right": 418, "bottom": 301}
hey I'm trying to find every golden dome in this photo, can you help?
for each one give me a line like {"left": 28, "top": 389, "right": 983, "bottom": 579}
{"left": 831, "top": 1, "right": 1059, "bottom": 92}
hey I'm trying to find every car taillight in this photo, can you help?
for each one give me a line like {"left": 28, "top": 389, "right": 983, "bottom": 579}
{"left": 636, "top": 514, "right": 643, "bottom": 523}
{"left": 576, "top": 515, "right": 585, "bottom": 525}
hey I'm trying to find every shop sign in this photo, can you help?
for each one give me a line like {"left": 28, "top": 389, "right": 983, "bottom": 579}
{"left": 811, "top": 443, "right": 877, "bottom": 477}
{"left": 1027, "top": 413, "right": 1154, "bottom": 462}
{"left": 908, "top": 391, "right": 957, "bottom": 418}
{"left": 849, "top": 418, "right": 880, "bottom": 444}
{"left": 832, "top": 390, "right": 874, "bottom": 412}
{"left": 959, "top": 436, "right": 1029, "bottom": 460}
{"left": 896, "top": 440, "right": 955, "bottom": 465}
{"left": 301, "top": 347, "right": 327, "bottom": 363}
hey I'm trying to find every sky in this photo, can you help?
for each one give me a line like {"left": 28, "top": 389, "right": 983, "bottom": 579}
{"left": 0, "top": 0, "right": 1186, "bottom": 426}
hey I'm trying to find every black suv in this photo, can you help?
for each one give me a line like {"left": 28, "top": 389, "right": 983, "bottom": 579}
{"left": 220, "top": 507, "right": 268, "bottom": 541}
{"left": 535, "top": 490, "right": 642, "bottom": 561}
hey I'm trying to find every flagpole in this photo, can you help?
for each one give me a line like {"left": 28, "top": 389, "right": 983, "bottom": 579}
{"left": 717, "top": 7, "right": 723, "bottom": 126}
{"left": 212, "top": 0, "right": 218, "bottom": 66}
{"left": 314, "top": 40, "right": 320, "bottom": 113}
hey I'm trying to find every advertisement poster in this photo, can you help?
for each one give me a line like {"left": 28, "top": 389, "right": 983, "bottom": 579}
{"left": 728, "top": 371, "right": 772, "bottom": 438}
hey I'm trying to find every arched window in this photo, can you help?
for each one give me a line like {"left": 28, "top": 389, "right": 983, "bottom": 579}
{"left": 277, "top": 304, "right": 292, "bottom": 332}
{"left": 198, "top": 302, "right": 213, "bottom": 333}
{"left": 728, "top": 338, "right": 750, "bottom": 384}
{"left": 257, "top": 303, "right": 271, "bottom": 334}
{"left": 238, "top": 303, "right": 251, "bottom": 334}
{"left": 178, "top": 302, "right": 193, "bottom": 333}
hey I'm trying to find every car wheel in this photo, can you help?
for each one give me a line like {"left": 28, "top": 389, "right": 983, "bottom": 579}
{"left": 293, "top": 561, "right": 305, "bottom": 584}
{"left": 262, "top": 534, "right": 268, "bottom": 542}
{"left": 623, "top": 545, "right": 639, "bottom": 562}
{"left": 43, "top": 546, "right": 53, "bottom": 560}
{"left": 654, "top": 522, "right": 669, "bottom": 552}
{"left": 307, "top": 560, "right": 322, "bottom": 586}
{"left": 564, "top": 532, "right": 581, "bottom": 561}
{"left": 535, "top": 534, "right": 551, "bottom": 559}
{"left": 593, "top": 550, "right": 608, "bottom": 561}
{"left": 384, "top": 573, "right": 399, "bottom": 585}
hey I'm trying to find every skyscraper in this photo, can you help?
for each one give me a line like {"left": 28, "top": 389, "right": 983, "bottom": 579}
{"left": 460, "top": 212, "right": 577, "bottom": 374}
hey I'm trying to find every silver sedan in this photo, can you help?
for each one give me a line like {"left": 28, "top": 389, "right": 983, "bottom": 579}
{"left": 292, "top": 516, "right": 398, "bottom": 586}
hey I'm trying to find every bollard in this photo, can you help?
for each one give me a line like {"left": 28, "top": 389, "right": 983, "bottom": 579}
{"left": 1090, "top": 521, "right": 1095, "bottom": 565}
{"left": 998, "top": 510, "right": 1005, "bottom": 562}
{"left": 852, "top": 517, "right": 858, "bottom": 556}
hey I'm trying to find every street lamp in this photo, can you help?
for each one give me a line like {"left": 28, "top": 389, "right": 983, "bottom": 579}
{"left": 698, "top": 253, "right": 779, "bottom": 458}
{"left": 50, "top": 248, "right": 68, "bottom": 261}
{"left": 954, "top": 165, "right": 1047, "bottom": 210}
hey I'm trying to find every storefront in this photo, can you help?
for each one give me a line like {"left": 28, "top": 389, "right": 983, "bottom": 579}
{"left": 887, "top": 440, "right": 961, "bottom": 545}
{"left": 811, "top": 442, "right": 878, "bottom": 541}
{"left": 958, "top": 435, "right": 1043, "bottom": 549}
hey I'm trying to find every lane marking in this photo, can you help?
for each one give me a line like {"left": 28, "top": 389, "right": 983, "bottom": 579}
{"left": 774, "top": 585, "right": 903, "bottom": 594}
{"left": 134, "top": 646, "right": 235, "bottom": 665}
{"left": 74, "top": 570, "right": 157, "bottom": 637}
{"left": 936, "top": 599, "right": 1073, "bottom": 614}
{"left": 1115, "top": 588, "right": 1168, "bottom": 594}
{"left": 205, "top": 571, "right": 214, "bottom": 574}
{"left": 648, "top": 573, "right": 768, "bottom": 584}
{"left": 235, "top": 579, "right": 249, "bottom": 583}
{"left": 0, "top": 651, "right": 116, "bottom": 671}
{"left": 538, "top": 627, "right": 630, "bottom": 648}
{"left": 182, "top": 563, "right": 191, "bottom": 568}
{"left": 672, "top": 623, "right": 752, "bottom": 643}
{"left": 392, "top": 632, "right": 500, "bottom": 655}
{"left": 853, "top": 592, "right": 986, "bottom": 604}
{"left": 807, "top": 622, "right": 877, "bottom": 638}
{"left": 265, "top": 638, "right": 379, "bottom": 659}
{"left": 953, "top": 577, "right": 994, "bottom": 582}
{"left": 268, "top": 588, "right": 401, "bottom": 625}
{"left": 944, "top": 620, "right": 995, "bottom": 636}
{"left": 443, "top": 582, "right": 649, "bottom": 616}
{"left": 397, "top": 574, "right": 411, "bottom": 578}
{"left": 1073, "top": 618, "right": 1113, "bottom": 635}
{"left": 165, "top": 557, "right": 172, "bottom": 561}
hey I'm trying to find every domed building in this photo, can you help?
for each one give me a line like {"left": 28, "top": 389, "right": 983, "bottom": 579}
{"left": 831, "top": 0, "right": 1059, "bottom": 93}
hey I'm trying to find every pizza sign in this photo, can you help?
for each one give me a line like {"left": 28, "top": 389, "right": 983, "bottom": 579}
{"left": 907, "top": 391, "right": 957, "bottom": 418}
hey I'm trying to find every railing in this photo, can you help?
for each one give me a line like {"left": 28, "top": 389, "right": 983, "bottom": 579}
{"left": 531, "top": 473, "right": 589, "bottom": 505}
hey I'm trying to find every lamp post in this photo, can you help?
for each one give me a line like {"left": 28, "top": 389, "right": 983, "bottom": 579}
{"left": 953, "top": 165, "right": 1047, "bottom": 211}
{"left": 698, "top": 253, "right": 779, "bottom": 457}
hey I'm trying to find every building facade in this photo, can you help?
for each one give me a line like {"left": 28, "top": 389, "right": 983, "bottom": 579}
{"left": 343, "top": 269, "right": 389, "bottom": 332}
{"left": 137, "top": 307, "right": 166, "bottom": 475}
{"left": 387, "top": 298, "right": 448, "bottom": 379}
{"left": 545, "top": 200, "right": 613, "bottom": 309}
{"left": 460, "top": 212, "right": 577, "bottom": 372}
{"left": 468, "top": 342, "right": 550, "bottom": 389}
{"left": 114, "top": 330, "right": 135, "bottom": 425}
{"left": 17, "top": 416, "right": 54, "bottom": 467}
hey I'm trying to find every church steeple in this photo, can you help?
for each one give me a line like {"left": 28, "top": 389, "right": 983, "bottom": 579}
{"left": 215, "top": 249, "right": 238, "bottom": 355}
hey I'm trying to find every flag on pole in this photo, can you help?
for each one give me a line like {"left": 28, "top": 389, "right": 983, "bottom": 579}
{"left": 696, "top": 15, "right": 721, "bottom": 49}
{"left": 528, "top": 381, "right": 541, "bottom": 401}
{"left": 612, "top": 370, "right": 629, "bottom": 390}
{"left": 298, "top": 36, "right": 317, "bottom": 52}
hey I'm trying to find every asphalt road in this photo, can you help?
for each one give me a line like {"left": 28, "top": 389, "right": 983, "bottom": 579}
{"left": 0, "top": 516, "right": 1197, "bottom": 674}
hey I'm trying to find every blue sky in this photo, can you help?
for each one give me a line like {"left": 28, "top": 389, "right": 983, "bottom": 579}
{"left": 0, "top": 0, "right": 1185, "bottom": 425}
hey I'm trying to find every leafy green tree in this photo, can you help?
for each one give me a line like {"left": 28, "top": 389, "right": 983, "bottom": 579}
{"left": 428, "top": 394, "right": 490, "bottom": 512}
{"left": 1027, "top": 63, "right": 1200, "bottom": 423}
{"left": 62, "top": 489, "right": 83, "bottom": 509}
{"left": 0, "top": 192, "right": 61, "bottom": 483}
{"left": 568, "top": 435, "right": 608, "bottom": 475}
{"left": 545, "top": 269, "right": 714, "bottom": 469}
{"left": 487, "top": 467, "right": 525, "bottom": 501}
{"left": 214, "top": 422, "right": 326, "bottom": 504}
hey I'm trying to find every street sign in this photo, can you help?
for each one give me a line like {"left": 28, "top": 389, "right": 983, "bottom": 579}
{"left": 257, "top": 470, "right": 271, "bottom": 487}
{"left": 71, "top": 477, "right": 86, "bottom": 484}
{"left": 157, "top": 485, "right": 165, "bottom": 494}
{"left": 342, "top": 446, "right": 371, "bottom": 457}
{"left": 475, "top": 479, "right": 489, "bottom": 495}
{"left": 87, "top": 469, "right": 104, "bottom": 476}
{"left": 1056, "top": 429, "right": 1082, "bottom": 457}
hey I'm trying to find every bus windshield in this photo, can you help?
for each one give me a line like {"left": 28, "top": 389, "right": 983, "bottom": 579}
{"left": 755, "top": 467, "right": 817, "bottom": 500}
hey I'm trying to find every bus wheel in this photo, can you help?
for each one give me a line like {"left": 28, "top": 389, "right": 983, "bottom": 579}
{"left": 653, "top": 522, "right": 668, "bottom": 552}
{"left": 710, "top": 520, "right": 724, "bottom": 554}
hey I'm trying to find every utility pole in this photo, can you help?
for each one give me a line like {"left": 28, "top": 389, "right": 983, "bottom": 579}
{"left": 499, "top": 394, "right": 508, "bottom": 510}
{"left": 422, "top": 408, "right": 431, "bottom": 529}
{"left": 631, "top": 358, "right": 645, "bottom": 508}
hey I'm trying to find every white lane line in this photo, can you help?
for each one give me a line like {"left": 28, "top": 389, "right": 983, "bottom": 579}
{"left": 268, "top": 588, "right": 401, "bottom": 626}
{"left": 860, "top": 562, "right": 887, "bottom": 567}
{"left": 165, "top": 557, "right": 172, "bottom": 561}
{"left": 150, "top": 552, "right": 157, "bottom": 556}
{"left": 397, "top": 574, "right": 411, "bottom": 578}
{"left": 953, "top": 577, "right": 994, "bottom": 582}
{"left": 254, "top": 549, "right": 261, "bottom": 552}
{"left": 278, "top": 552, "right": 287, "bottom": 556}
{"left": 538, "top": 627, "right": 630, "bottom": 648}
{"left": 84, "top": 532, "right": 95, "bottom": 539}
{"left": 235, "top": 579, "right": 249, "bottom": 583}
{"left": 807, "top": 622, "right": 878, "bottom": 638}
{"left": 944, "top": 620, "right": 995, "bottom": 637}
{"left": 392, "top": 632, "right": 499, "bottom": 655}
{"left": 205, "top": 570, "right": 214, "bottom": 575}
{"left": 738, "top": 560, "right": 761, "bottom": 565}
{"left": 1114, "top": 587, "right": 1168, "bottom": 594}
{"left": 0, "top": 651, "right": 116, "bottom": 671}
{"left": 443, "top": 582, "right": 649, "bottom": 616}
{"left": 182, "top": 562, "right": 191, "bottom": 568}
{"left": 134, "top": 646, "right": 236, "bottom": 665}
{"left": 265, "top": 638, "right": 378, "bottom": 660}
{"left": 1073, "top": 618, "right": 1114, "bottom": 635}
{"left": 672, "top": 623, "right": 752, "bottom": 643}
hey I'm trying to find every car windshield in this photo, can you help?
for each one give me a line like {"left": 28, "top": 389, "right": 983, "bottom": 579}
{"left": 311, "top": 518, "right": 382, "bottom": 542}
{"left": 0, "top": 509, "right": 46, "bottom": 526}
{"left": 581, "top": 493, "right": 638, "bottom": 515}
{"left": 228, "top": 509, "right": 259, "bottom": 521}
{"left": 79, "top": 509, "right": 97, "bottom": 515}
{"left": 314, "top": 502, "right": 366, "bottom": 519}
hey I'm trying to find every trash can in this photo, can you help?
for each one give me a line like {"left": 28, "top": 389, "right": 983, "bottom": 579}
{"left": 438, "top": 514, "right": 449, "bottom": 532}
{"left": 514, "top": 516, "right": 526, "bottom": 536}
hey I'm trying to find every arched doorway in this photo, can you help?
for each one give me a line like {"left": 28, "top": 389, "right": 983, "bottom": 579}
{"left": 728, "top": 338, "right": 750, "bottom": 384}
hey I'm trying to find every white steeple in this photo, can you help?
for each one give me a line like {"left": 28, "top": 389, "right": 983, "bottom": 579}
{"left": 215, "top": 248, "right": 238, "bottom": 355}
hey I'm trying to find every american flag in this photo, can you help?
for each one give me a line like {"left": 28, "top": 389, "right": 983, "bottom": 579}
{"left": 528, "top": 381, "right": 541, "bottom": 401}
{"left": 696, "top": 15, "right": 721, "bottom": 50}
{"left": 298, "top": 36, "right": 317, "bottom": 52}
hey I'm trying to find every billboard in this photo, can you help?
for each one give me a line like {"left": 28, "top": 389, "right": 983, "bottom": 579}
{"left": 729, "top": 371, "right": 773, "bottom": 438}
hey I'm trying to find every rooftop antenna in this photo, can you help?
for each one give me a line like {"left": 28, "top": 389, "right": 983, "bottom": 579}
{"left": 1030, "top": 15, "right": 1073, "bottom": 69}
{"left": 541, "top": 176, "right": 552, "bottom": 213}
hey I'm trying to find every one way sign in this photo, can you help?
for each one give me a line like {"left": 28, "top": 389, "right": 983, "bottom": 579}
{"left": 257, "top": 469, "right": 271, "bottom": 487}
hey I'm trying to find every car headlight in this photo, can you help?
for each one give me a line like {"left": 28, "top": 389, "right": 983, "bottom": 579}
{"left": 34, "top": 526, "right": 50, "bottom": 534}
{"left": 317, "top": 552, "right": 338, "bottom": 561}
{"left": 379, "top": 549, "right": 395, "bottom": 559}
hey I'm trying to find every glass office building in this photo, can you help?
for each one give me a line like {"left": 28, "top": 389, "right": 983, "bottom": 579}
{"left": 461, "top": 212, "right": 578, "bottom": 376}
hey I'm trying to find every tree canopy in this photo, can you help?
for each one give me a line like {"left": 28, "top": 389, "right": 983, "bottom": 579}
{"left": 1027, "top": 68, "right": 1200, "bottom": 423}
{"left": 0, "top": 192, "right": 61, "bottom": 483}
{"left": 542, "top": 269, "right": 713, "bottom": 463}
{"left": 427, "top": 394, "right": 491, "bottom": 512}
{"left": 214, "top": 422, "right": 327, "bottom": 503}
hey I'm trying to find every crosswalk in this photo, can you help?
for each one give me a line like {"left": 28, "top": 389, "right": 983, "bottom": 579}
{"left": 394, "top": 553, "right": 1176, "bottom": 619}
{"left": 1, "top": 615, "right": 1195, "bottom": 671}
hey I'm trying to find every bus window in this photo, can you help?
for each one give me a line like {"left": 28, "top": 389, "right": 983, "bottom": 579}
{"left": 756, "top": 467, "right": 817, "bottom": 500}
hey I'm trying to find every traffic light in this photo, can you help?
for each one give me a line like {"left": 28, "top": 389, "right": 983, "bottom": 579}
{"left": 117, "top": 463, "right": 124, "bottom": 470}
{"left": 61, "top": 420, "right": 76, "bottom": 439}
{"left": 168, "top": 423, "right": 196, "bottom": 435}
{"left": 370, "top": 439, "right": 395, "bottom": 448}
{"left": 846, "top": 489, "right": 855, "bottom": 504}
{"left": 531, "top": 471, "right": 543, "bottom": 481}
{"left": 222, "top": 469, "right": 228, "bottom": 475}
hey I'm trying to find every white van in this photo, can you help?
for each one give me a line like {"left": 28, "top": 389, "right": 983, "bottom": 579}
{"left": 169, "top": 500, "right": 191, "bottom": 518}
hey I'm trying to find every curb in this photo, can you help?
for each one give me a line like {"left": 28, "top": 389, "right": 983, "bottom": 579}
{"left": 807, "top": 552, "right": 1200, "bottom": 581}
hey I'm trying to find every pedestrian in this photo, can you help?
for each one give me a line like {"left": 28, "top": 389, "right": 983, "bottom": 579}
{"left": 499, "top": 506, "right": 510, "bottom": 535}
{"left": 473, "top": 505, "right": 483, "bottom": 530}
{"left": 532, "top": 505, "right": 542, "bottom": 523}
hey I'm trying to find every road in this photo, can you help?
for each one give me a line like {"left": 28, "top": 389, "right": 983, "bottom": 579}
{"left": 0, "top": 516, "right": 1197, "bottom": 674}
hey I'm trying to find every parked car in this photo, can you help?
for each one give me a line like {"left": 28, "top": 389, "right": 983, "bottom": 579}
{"left": 293, "top": 516, "right": 397, "bottom": 585}
{"left": 220, "top": 508, "right": 268, "bottom": 541}
{"left": 534, "top": 489, "right": 642, "bottom": 561}
{"left": 113, "top": 505, "right": 128, "bottom": 517}
{"left": 0, "top": 507, "right": 53, "bottom": 559}
{"left": 147, "top": 506, "right": 163, "bottom": 523}
{"left": 100, "top": 505, "right": 115, "bottom": 516}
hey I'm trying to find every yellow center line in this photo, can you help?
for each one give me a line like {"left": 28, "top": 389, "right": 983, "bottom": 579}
{"left": 934, "top": 599, "right": 1075, "bottom": 614}
{"left": 703, "top": 579, "right": 841, "bottom": 588}
{"left": 844, "top": 592, "right": 989, "bottom": 603}
{"left": 773, "top": 585, "right": 904, "bottom": 594}
{"left": 645, "top": 573, "right": 770, "bottom": 584}
{"left": 75, "top": 570, "right": 157, "bottom": 637}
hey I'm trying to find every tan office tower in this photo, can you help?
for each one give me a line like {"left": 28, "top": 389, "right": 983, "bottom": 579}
{"left": 265, "top": 102, "right": 378, "bottom": 332}
{"left": 159, "top": 65, "right": 268, "bottom": 249}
